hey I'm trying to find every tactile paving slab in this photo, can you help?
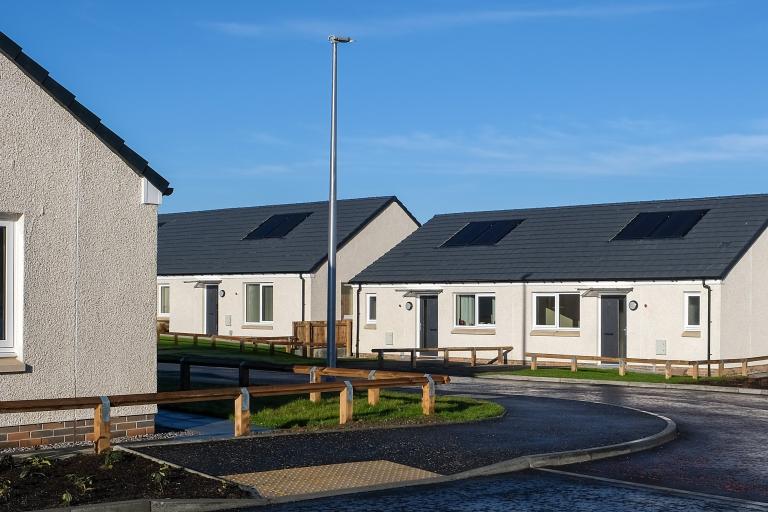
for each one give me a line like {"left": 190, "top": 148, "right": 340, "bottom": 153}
{"left": 224, "top": 460, "right": 439, "bottom": 497}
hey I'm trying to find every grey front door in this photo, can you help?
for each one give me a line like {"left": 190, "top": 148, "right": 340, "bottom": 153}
{"left": 420, "top": 295, "right": 439, "bottom": 349}
{"left": 601, "top": 295, "right": 627, "bottom": 358}
{"left": 205, "top": 285, "right": 219, "bottom": 335}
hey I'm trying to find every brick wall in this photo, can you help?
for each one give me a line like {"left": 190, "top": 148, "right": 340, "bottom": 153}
{"left": 0, "top": 414, "right": 154, "bottom": 449}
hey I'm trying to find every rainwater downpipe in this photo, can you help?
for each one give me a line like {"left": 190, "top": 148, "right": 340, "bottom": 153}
{"left": 300, "top": 274, "right": 306, "bottom": 321}
{"left": 355, "top": 284, "right": 362, "bottom": 358}
{"left": 702, "top": 279, "right": 712, "bottom": 377}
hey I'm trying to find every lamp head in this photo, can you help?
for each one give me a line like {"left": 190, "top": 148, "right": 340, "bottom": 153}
{"left": 329, "top": 35, "right": 354, "bottom": 44}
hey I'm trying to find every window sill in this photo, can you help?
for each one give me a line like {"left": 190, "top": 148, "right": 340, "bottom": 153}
{"left": 364, "top": 323, "right": 377, "bottom": 330}
{"left": 157, "top": 315, "right": 170, "bottom": 320}
{"left": 451, "top": 327, "right": 496, "bottom": 335}
{"left": 241, "top": 324, "right": 274, "bottom": 330}
{"left": 0, "top": 356, "right": 26, "bottom": 373}
{"left": 682, "top": 330, "right": 701, "bottom": 338}
{"left": 530, "top": 329, "right": 581, "bottom": 337}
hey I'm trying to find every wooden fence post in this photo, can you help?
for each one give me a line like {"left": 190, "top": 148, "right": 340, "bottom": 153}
{"left": 691, "top": 363, "right": 699, "bottom": 380}
{"left": 309, "top": 367, "right": 321, "bottom": 403}
{"left": 742, "top": 359, "right": 749, "bottom": 377}
{"left": 471, "top": 348, "right": 477, "bottom": 367}
{"left": 377, "top": 351, "right": 384, "bottom": 369}
{"left": 410, "top": 350, "right": 417, "bottom": 369}
{"left": 618, "top": 359, "right": 626, "bottom": 376}
{"left": 443, "top": 349, "right": 450, "bottom": 367}
{"left": 422, "top": 375, "right": 436, "bottom": 416}
{"left": 93, "top": 397, "right": 111, "bottom": 454}
{"left": 718, "top": 360, "right": 725, "bottom": 377}
{"left": 308, "top": 323, "right": 314, "bottom": 359}
{"left": 665, "top": 362, "right": 672, "bottom": 380}
{"left": 192, "top": 335, "right": 198, "bottom": 346}
{"left": 571, "top": 357, "right": 578, "bottom": 372}
{"left": 211, "top": 335, "right": 217, "bottom": 348}
{"left": 497, "top": 348, "right": 504, "bottom": 366}
{"left": 180, "top": 358, "right": 191, "bottom": 390}
{"left": 238, "top": 362, "right": 250, "bottom": 387}
{"left": 531, "top": 354, "right": 537, "bottom": 371}
{"left": 339, "top": 381, "right": 354, "bottom": 424}
{"left": 234, "top": 388, "right": 251, "bottom": 437}
{"left": 239, "top": 339, "right": 245, "bottom": 352}
{"left": 367, "top": 370, "right": 380, "bottom": 406}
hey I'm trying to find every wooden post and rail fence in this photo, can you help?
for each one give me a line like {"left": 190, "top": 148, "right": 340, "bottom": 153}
{"left": 0, "top": 367, "right": 449, "bottom": 454}
{"left": 525, "top": 352, "right": 768, "bottom": 379}
{"left": 160, "top": 319, "right": 353, "bottom": 359}
{"left": 372, "top": 346, "right": 514, "bottom": 369}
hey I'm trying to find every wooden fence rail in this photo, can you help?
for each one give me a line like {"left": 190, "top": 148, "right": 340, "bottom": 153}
{"left": 293, "top": 365, "right": 450, "bottom": 407}
{"left": 0, "top": 372, "right": 446, "bottom": 454}
{"left": 160, "top": 332, "right": 303, "bottom": 355}
{"left": 372, "top": 347, "right": 514, "bottom": 369}
{"left": 525, "top": 352, "right": 768, "bottom": 379}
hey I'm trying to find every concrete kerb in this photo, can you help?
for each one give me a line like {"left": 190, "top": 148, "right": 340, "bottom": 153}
{"left": 31, "top": 399, "right": 676, "bottom": 511}
{"left": 32, "top": 498, "right": 267, "bottom": 512}
{"left": 475, "top": 373, "right": 768, "bottom": 395}
{"left": 260, "top": 406, "right": 676, "bottom": 507}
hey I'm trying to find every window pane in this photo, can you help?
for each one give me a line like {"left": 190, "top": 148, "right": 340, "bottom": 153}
{"left": 262, "top": 285, "right": 273, "bottom": 322}
{"left": 245, "top": 284, "right": 260, "bottom": 323}
{"left": 478, "top": 296, "right": 495, "bottom": 325}
{"left": 536, "top": 296, "right": 556, "bottom": 326}
{"left": 368, "top": 296, "right": 377, "bottom": 321}
{"left": 456, "top": 295, "right": 475, "bottom": 326}
{"left": 559, "top": 294, "right": 580, "bottom": 328}
{"left": 687, "top": 295, "right": 701, "bottom": 326}
{"left": 160, "top": 286, "right": 170, "bottom": 314}
{"left": 0, "top": 227, "right": 4, "bottom": 340}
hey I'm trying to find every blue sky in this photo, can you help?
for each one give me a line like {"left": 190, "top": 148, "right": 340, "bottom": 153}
{"left": 4, "top": 1, "right": 768, "bottom": 221}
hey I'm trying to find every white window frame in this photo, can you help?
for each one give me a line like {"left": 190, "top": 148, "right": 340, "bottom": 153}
{"left": 0, "top": 220, "right": 14, "bottom": 354}
{"left": 453, "top": 293, "right": 496, "bottom": 328}
{"left": 243, "top": 283, "right": 274, "bottom": 325}
{"left": 684, "top": 292, "right": 702, "bottom": 330}
{"left": 533, "top": 292, "right": 581, "bottom": 330}
{"left": 366, "top": 294, "right": 377, "bottom": 324}
{"left": 158, "top": 284, "right": 170, "bottom": 316}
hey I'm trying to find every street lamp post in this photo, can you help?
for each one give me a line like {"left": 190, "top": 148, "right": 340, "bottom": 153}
{"left": 326, "top": 35, "right": 353, "bottom": 369}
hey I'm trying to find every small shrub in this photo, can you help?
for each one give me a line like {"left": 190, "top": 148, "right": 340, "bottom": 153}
{"left": 101, "top": 449, "right": 125, "bottom": 469}
{"left": 150, "top": 464, "right": 171, "bottom": 493}
{"left": 65, "top": 474, "right": 94, "bottom": 495}
{"left": 19, "top": 456, "right": 52, "bottom": 479}
{"left": 0, "top": 479, "right": 11, "bottom": 503}
{"left": 61, "top": 490, "right": 73, "bottom": 506}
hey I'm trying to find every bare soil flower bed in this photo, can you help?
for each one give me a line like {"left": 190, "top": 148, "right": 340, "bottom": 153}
{"left": 0, "top": 450, "right": 249, "bottom": 511}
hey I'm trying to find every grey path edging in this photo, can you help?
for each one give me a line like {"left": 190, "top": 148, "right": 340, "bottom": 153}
{"left": 249, "top": 403, "right": 678, "bottom": 507}
{"left": 476, "top": 373, "right": 768, "bottom": 395}
{"left": 33, "top": 497, "right": 267, "bottom": 512}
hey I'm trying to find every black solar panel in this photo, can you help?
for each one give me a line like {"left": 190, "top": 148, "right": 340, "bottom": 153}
{"left": 244, "top": 212, "right": 312, "bottom": 240}
{"left": 614, "top": 210, "right": 708, "bottom": 240}
{"left": 442, "top": 219, "right": 523, "bottom": 247}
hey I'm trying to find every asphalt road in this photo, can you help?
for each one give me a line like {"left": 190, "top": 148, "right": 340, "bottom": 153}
{"left": 447, "top": 377, "right": 768, "bottom": 502}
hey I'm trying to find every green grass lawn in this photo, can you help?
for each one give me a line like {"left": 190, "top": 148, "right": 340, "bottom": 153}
{"left": 157, "top": 335, "right": 324, "bottom": 365}
{"left": 476, "top": 366, "right": 732, "bottom": 385}
{"left": 156, "top": 375, "right": 504, "bottom": 429}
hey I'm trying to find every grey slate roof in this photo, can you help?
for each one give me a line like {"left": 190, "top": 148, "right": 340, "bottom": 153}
{"left": 158, "top": 197, "right": 416, "bottom": 275}
{"left": 0, "top": 31, "right": 172, "bottom": 195}
{"left": 351, "top": 194, "right": 768, "bottom": 283}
